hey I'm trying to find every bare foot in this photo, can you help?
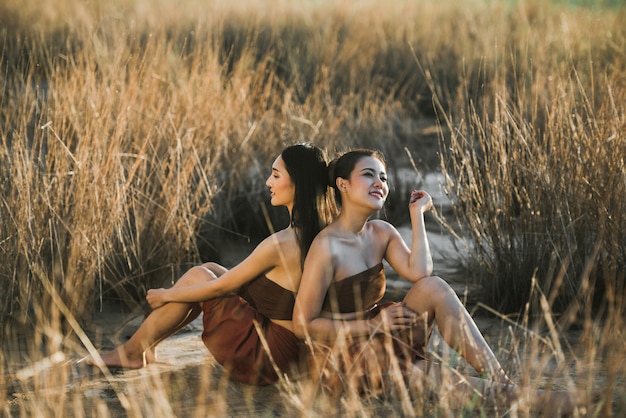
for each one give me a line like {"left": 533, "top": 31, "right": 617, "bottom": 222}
{"left": 86, "top": 347, "right": 156, "bottom": 369}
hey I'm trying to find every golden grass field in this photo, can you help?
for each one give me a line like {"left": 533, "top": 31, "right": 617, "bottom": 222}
{"left": 1, "top": 0, "right": 624, "bottom": 416}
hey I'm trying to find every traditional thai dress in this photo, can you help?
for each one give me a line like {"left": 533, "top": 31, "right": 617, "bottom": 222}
{"left": 201, "top": 274, "right": 302, "bottom": 385}
{"left": 307, "top": 263, "right": 429, "bottom": 394}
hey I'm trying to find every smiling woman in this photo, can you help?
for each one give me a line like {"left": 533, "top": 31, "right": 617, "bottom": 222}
{"left": 293, "top": 148, "right": 583, "bottom": 415}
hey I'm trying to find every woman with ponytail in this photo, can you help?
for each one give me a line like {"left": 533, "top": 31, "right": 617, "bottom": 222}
{"left": 91, "top": 144, "right": 336, "bottom": 385}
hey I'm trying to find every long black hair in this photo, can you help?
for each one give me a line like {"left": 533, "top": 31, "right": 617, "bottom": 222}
{"left": 281, "top": 144, "right": 337, "bottom": 267}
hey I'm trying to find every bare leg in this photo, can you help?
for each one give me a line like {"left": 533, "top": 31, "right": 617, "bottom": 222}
{"left": 402, "top": 276, "right": 510, "bottom": 382}
{"left": 147, "top": 262, "right": 229, "bottom": 348}
{"left": 410, "top": 360, "right": 513, "bottom": 403}
{"left": 410, "top": 361, "right": 579, "bottom": 415}
{"left": 93, "top": 262, "right": 228, "bottom": 368}
{"left": 402, "top": 277, "right": 585, "bottom": 415}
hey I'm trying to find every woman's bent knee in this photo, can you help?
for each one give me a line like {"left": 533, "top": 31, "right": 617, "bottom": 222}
{"left": 175, "top": 264, "right": 219, "bottom": 287}
{"left": 403, "top": 276, "right": 455, "bottom": 311}
{"left": 410, "top": 276, "right": 451, "bottom": 295}
{"left": 200, "top": 262, "right": 228, "bottom": 277}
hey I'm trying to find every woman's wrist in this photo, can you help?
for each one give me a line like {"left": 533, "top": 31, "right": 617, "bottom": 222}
{"left": 162, "top": 288, "right": 174, "bottom": 303}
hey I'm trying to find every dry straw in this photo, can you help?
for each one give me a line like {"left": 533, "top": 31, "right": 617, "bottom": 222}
{"left": 1, "top": 0, "right": 624, "bottom": 416}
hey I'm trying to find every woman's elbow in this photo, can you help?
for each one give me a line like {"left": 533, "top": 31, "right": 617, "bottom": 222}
{"left": 292, "top": 320, "right": 308, "bottom": 339}
{"left": 293, "top": 326, "right": 306, "bottom": 339}
{"left": 292, "top": 311, "right": 311, "bottom": 339}
{"left": 409, "top": 270, "right": 432, "bottom": 283}
{"left": 420, "top": 263, "right": 434, "bottom": 279}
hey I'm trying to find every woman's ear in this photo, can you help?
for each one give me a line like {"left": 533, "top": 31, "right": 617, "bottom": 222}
{"left": 336, "top": 178, "right": 347, "bottom": 192}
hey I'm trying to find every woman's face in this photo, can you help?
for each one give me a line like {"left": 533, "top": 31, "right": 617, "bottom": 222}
{"left": 266, "top": 155, "right": 296, "bottom": 209}
{"left": 341, "top": 156, "right": 388, "bottom": 210}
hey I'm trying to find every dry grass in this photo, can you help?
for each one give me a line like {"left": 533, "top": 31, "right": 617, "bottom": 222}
{"left": 1, "top": 0, "right": 624, "bottom": 416}
{"left": 432, "top": 0, "right": 626, "bottom": 314}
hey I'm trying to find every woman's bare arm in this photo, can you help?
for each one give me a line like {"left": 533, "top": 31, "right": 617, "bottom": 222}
{"left": 382, "top": 190, "right": 433, "bottom": 282}
{"left": 146, "top": 235, "right": 279, "bottom": 308}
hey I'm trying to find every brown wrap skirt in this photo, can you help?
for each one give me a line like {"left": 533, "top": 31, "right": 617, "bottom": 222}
{"left": 307, "top": 302, "right": 429, "bottom": 395}
{"left": 201, "top": 293, "right": 302, "bottom": 386}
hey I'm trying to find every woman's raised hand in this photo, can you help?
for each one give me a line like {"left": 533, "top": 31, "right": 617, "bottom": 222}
{"left": 409, "top": 189, "right": 433, "bottom": 214}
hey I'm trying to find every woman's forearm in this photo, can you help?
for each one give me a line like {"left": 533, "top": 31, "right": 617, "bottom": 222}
{"left": 162, "top": 280, "right": 223, "bottom": 304}
{"left": 410, "top": 211, "right": 433, "bottom": 277}
{"left": 305, "top": 317, "right": 376, "bottom": 341}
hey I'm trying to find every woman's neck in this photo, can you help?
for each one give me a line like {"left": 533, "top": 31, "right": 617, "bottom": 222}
{"left": 334, "top": 208, "right": 371, "bottom": 235}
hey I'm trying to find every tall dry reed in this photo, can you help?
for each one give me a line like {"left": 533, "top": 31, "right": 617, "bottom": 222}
{"left": 430, "top": 0, "right": 625, "bottom": 314}
{"left": 1, "top": 0, "right": 624, "bottom": 416}
{"left": 0, "top": 0, "right": 439, "bottom": 336}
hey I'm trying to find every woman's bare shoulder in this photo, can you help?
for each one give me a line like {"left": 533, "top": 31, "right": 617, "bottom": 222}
{"left": 307, "top": 227, "right": 336, "bottom": 256}
{"left": 271, "top": 227, "right": 297, "bottom": 243}
{"left": 242, "top": 228, "right": 299, "bottom": 273}
{"left": 367, "top": 219, "right": 395, "bottom": 232}
{"left": 250, "top": 228, "right": 295, "bottom": 256}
